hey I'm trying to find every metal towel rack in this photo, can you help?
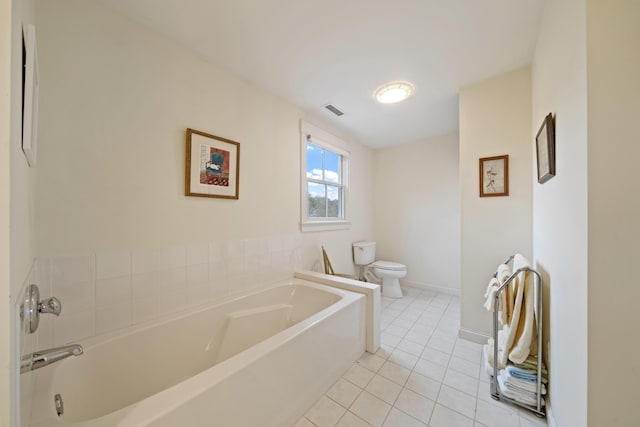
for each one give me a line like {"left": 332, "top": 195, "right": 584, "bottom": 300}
{"left": 490, "top": 255, "right": 545, "bottom": 418}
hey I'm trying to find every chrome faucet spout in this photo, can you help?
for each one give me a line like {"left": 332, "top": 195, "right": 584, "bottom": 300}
{"left": 21, "top": 344, "right": 83, "bottom": 374}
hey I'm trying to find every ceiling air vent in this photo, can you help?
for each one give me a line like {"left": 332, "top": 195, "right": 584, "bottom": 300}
{"left": 324, "top": 104, "right": 344, "bottom": 117}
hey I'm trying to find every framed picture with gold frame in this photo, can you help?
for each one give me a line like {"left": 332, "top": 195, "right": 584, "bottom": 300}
{"left": 479, "top": 155, "right": 509, "bottom": 197}
{"left": 185, "top": 128, "right": 240, "bottom": 199}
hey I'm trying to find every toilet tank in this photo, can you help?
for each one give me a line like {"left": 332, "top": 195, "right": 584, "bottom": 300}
{"left": 353, "top": 241, "right": 376, "bottom": 265}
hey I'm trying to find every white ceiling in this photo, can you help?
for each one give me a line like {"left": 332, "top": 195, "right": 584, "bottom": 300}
{"left": 99, "top": 0, "right": 544, "bottom": 148}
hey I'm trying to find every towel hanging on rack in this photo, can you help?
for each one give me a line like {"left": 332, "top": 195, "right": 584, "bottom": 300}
{"left": 497, "top": 254, "right": 538, "bottom": 366}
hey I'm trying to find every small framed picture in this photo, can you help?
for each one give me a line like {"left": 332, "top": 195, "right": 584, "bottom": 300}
{"left": 185, "top": 128, "right": 240, "bottom": 199}
{"left": 536, "top": 113, "right": 555, "bottom": 184}
{"left": 479, "top": 155, "right": 509, "bottom": 197}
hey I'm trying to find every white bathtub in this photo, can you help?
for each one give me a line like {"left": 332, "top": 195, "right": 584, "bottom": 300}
{"left": 29, "top": 279, "right": 366, "bottom": 427}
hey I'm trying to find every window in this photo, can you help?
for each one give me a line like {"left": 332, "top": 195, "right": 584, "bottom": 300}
{"left": 301, "top": 121, "right": 350, "bottom": 232}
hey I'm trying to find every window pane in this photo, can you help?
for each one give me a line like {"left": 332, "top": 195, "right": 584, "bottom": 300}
{"left": 324, "top": 150, "right": 341, "bottom": 183}
{"left": 326, "top": 185, "right": 341, "bottom": 218}
{"left": 306, "top": 143, "right": 323, "bottom": 180}
{"left": 308, "top": 183, "right": 326, "bottom": 218}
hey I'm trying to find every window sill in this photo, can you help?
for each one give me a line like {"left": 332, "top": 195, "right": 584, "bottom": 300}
{"left": 301, "top": 220, "right": 351, "bottom": 233}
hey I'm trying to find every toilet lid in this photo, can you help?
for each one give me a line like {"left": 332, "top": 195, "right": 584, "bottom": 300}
{"left": 371, "top": 260, "right": 406, "bottom": 271}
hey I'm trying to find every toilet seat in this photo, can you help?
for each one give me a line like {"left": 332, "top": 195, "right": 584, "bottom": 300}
{"left": 370, "top": 260, "right": 405, "bottom": 271}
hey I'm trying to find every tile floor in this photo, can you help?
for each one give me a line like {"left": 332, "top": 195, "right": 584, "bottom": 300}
{"left": 295, "top": 287, "right": 547, "bottom": 427}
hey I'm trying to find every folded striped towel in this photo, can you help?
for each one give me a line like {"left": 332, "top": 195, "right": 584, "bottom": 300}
{"left": 506, "top": 365, "right": 547, "bottom": 383}
{"left": 503, "top": 369, "right": 547, "bottom": 394}
{"left": 514, "top": 358, "right": 548, "bottom": 377}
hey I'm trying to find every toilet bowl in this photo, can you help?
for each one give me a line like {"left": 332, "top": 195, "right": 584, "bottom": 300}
{"left": 370, "top": 260, "right": 406, "bottom": 298}
{"left": 353, "top": 241, "right": 407, "bottom": 299}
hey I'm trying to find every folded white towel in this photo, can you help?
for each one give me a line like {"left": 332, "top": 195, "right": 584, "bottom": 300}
{"left": 497, "top": 370, "right": 545, "bottom": 407}
{"left": 502, "top": 370, "right": 546, "bottom": 394}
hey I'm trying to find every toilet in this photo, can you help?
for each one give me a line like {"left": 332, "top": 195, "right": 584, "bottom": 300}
{"left": 353, "top": 241, "right": 406, "bottom": 298}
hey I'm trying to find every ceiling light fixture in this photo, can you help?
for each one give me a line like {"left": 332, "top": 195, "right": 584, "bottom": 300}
{"left": 374, "top": 81, "right": 415, "bottom": 104}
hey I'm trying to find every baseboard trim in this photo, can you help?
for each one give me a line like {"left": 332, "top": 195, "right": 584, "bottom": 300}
{"left": 458, "top": 328, "right": 491, "bottom": 345}
{"left": 546, "top": 402, "right": 557, "bottom": 427}
{"left": 401, "top": 280, "right": 460, "bottom": 296}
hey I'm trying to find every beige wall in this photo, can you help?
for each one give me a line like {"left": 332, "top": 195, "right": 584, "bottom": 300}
{"left": 1, "top": 0, "right": 12, "bottom": 423}
{"left": 373, "top": 134, "right": 460, "bottom": 292}
{"left": 531, "top": 0, "right": 588, "bottom": 424}
{"left": 586, "top": 1, "right": 640, "bottom": 424}
{"left": 34, "top": 0, "right": 373, "bottom": 267}
{"left": 459, "top": 67, "right": 533, "bottom": 341}
{"left": 5, "top": 0, "right": 37, "bottom": 425}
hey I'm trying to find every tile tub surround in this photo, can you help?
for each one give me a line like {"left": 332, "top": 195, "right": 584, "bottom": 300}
{"left": 297, "top": 287, "right": 548, "bottom": 427}
{"left": 20, "top": 235, "right": 303, "bottom": 351}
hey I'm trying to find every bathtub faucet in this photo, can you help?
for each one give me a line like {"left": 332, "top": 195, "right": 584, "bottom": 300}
{"left": 20, "top": 344, "right": 84, "bottom": 374}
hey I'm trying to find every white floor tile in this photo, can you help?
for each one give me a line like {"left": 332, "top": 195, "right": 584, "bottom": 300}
{"left": 343, "top": 364, "right": 376, "bottom": 388}
{"left": 448, "top": 355, "right": 481, "bottom": 378}
{"left": 381, "top": 408, "right": 428, "bottom": 427}
{"left": 431, "top": 329, "right": 457, "bottom": 343}
{"left": 409, "top": 323, "right": 434, "bottom": 336}
{"left": 388, "top": 348, "right": 419, "bottom": 370}
{"left": 427, "top": 335, "right": 455, "bottom": 354}
{"left": 475, "top": 399, "right": 521, "bottom": 427}
{"left": 358, "top": 352, "right": 386, "bottom": 372}
{"left": 350, "top": 391, "right": 392, "bottom": 427}
{"left": 404, "top": 371, "right": 441, "bottom": 401}
{"left": 429, "top": 403, "right": 475, "bottom": 427}
{"left": 293, "top": 417, "right": 316, "bottom": 427}
{"left": 396, "top": 338, "right": 425, "bottom": 357}
{"left": 520, "top": 415, "right": 547, "bottom": 427}
{"left": 393, "top": 388, "right": 435, "bottom": 425}
{"left": 398, "top": 308, "right": 423, "bottom": 321}
{"left": 436, "top": 384, "right": 477, "bottom": 419}
{"left": 380, "top": 332, "right": 402, "bottom": 348}
{"left": 443, "top": 369, "right": 479, "bottom": 397}
{"left": 404, "top": 330, "right": 431, "bottom": 345}
{"left": 519, "top": 408, "right": 547, "bottom": 425}
{"left": 305, "top": 395, "right": 347, "bottom": 427}
{"left": 390, "top": 317, "right": 415, "bottom": 330}
{"left": 365, "top": 375, "right": 402, "bottom": 405}
{"left": 375, "top": 345, "right": 394, "bottom": 360}
{"left": 377, "top": 361, "right": 411, "bottom": 386}
{"left": 420, "top": 347, "right": 451, "bottom": 367}
{"left": 413, "top": 358, "right": 446, "bottom": 382}
{"left": 336, "top": 411, "right": 372, "bottom": 427}
{"left": 384, "top": 324, "right": 409, "bottom": 338}
{"left": 452, "top": 344, "right": 483, "bottom": 364}
{"left": 327, "top": 378, "right": 363, "bottom": 408}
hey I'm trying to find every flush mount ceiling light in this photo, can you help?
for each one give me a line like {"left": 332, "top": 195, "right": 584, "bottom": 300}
{"left": 374, "top": 81, "right": 415, "bottom": 104}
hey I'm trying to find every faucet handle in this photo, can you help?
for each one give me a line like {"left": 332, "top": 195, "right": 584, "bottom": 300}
{"left": 39, "top": 297, "right": 62, "bottom": 316}
{"left": 21, "top": 284, "right": 64, "bottom": 334}
{"left": 38, "top": 297, "right": 62, "bottom": 316}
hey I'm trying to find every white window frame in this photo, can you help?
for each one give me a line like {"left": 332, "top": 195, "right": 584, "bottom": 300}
{"left": 300, "top": 121, "right": 351, "bottom": 232}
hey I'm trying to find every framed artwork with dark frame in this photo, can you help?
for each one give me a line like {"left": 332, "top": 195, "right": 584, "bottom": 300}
{"left": 479, "top": 155, "right": 509, "bottom": 197}
{"left": 22, "top": 24, "right": 39, "bottom": 167}
{"left": 185, "top": 128, "right": 240, "bottom": 199}
{"left": 536, "top": 113, "right": 556, "bottom": 184}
